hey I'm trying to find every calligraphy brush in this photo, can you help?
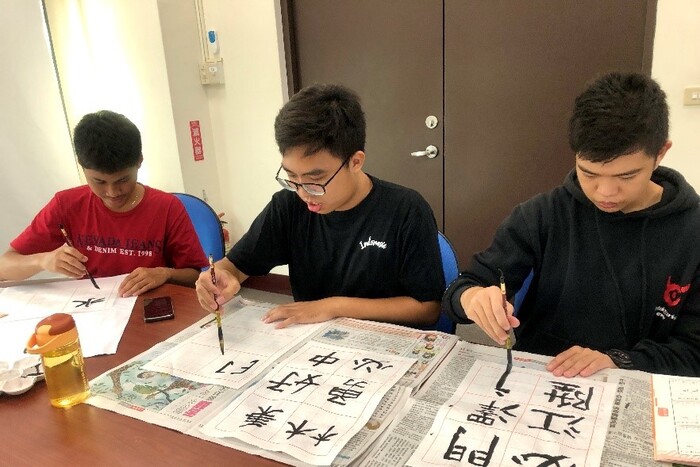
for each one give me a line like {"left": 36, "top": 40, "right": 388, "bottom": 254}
{"left": 209, "top": 254, "right": 225, "bottom": 355}
{"left": 498, "top": 269, "right": 512, "bottom": 373}
{"left": 58, "top": 224, "right": 99, "bottom": 289}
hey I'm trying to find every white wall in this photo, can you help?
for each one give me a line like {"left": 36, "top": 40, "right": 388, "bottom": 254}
{"left": 157, "top": 0, "right": 223, "bottom": 215}
{"left": 2, "top": 1, "right": 698, "bottom": 257}
{"left": 0, "top": 0, "right": 80, "bottom": 249}
{"left": 155, "top": 0, "right": 287, "bottom": 269}
{"left": 652, "top": 0, "right": 700, "bottom": 190}
{"left": 46, "top": 0, "right": 185, "bottom": 192}
{"left": 199, "top": 0, "right": 288, "bottom": 243}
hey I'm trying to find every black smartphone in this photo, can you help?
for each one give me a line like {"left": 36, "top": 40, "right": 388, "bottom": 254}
{"left": 143, "top": 296, "right": 175, "bottom": 322}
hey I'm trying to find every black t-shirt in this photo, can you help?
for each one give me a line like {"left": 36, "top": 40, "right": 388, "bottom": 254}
{"left": 228, "top": 175, "right": 444, "bottom": 303}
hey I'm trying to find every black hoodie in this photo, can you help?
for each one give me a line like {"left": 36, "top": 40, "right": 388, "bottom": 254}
{"left": 444, "top": 166, "right": 700, "bottom": 376}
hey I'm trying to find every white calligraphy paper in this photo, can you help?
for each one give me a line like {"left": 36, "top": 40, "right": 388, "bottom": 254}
{"left": 0, "top": 275, "right": 135, "bottom": 363}
{"left": 200, "top": 340, "right": 414, "bottom": 465}
{"left": 144, "top": 300, "right": 324, "bottom": 389}
{"left": 407, "top": 360, "right": 616, "bottom": 467}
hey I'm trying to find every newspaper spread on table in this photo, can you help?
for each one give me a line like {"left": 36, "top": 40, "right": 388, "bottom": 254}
{"left": 406, "top": 360, "right": 617, "bottom": 466}
{"left": 651, "top": 373, "right": 700, "bottom": 466}
{"left": 354, "top": 341, "right": 669, "bottom": 467}
{"left": 86, "top": 297, "right": 459, "bottom": 466}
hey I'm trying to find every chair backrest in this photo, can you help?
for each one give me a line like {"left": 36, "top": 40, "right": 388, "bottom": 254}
{"left": 435, "top": 231, "right": 459, "bottom": 334}
{"left": 513, "top": 268, "right": 534, "bottom": 315}
{"left": 172, "top": 193, "right": 225, "bottom": 264}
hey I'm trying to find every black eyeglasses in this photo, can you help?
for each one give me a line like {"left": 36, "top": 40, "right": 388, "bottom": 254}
{"left": 275, "top": 157, "right": 349, "bottom": 196}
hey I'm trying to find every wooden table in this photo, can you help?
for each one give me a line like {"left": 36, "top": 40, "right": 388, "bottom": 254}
{"left": 0, "top": 283, "right": 287, "bottom": 466}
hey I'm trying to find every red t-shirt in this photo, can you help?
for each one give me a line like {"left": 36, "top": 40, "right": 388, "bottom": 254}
{"left": 11, "top": 185, "right": 208, "bottom": 277}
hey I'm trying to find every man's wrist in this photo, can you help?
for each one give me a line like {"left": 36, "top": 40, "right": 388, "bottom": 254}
{"left": 605, "top": 349, "right": 634, "bottom": 369}
{"left": 161, "top": 267, "right": 174, "bottom": 282}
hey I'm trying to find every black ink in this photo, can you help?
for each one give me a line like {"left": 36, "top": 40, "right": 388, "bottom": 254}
{"left": 353, "top": 358, "right": 394, "bottom": 373}
{"left": 310, "top": 351, "right": 340, "bottom": 367}
{"left": 512, "top": 452, "right": 575, "bottom": 466}
{"left": 467, "top": 400, "right": 520, "bottom": 426}
{"left": 72, "top": 297, "right": 105, "bottom": 308}
{"left": 285, "top": 419, "right": 316, "bottom": 439}
{"left": 232, "top": 360, "right": 258, "bottom": 374}
{"left": 528, "top": 408, "right": 585, "bottom": 438}
{"left": 292, "top": 373, "right": 322, "bottom": 394}
{"left": 268, "top": 371, "right": 299, "bottom": 392}
{"left": 328, "top": 378, "right": 367, "bottom": 405}
{"left": 544, "top": 381, "right": 593, "bottom": 411}
{"left": 240, "top": 405, "right": 283, "bottom": 428}
{"left": 215, "top": 359, "right": 259, "bottom": 374}
{"left": 267, "top": 372, "right": 323, "bottom": 394}
{"left": 215, "top": 361, "right": 235, "bottom": 373}
{"left": 309, "top": 425, "right": 338, "bottom": 446}
{"left": 444, "top": 426, "right": 468, "bottom": 461}
{"left": 495, "top": 367, "right": 511, "bottom": 397}
{"left": 443, "top": 426, "right": 499, "bottom": 466}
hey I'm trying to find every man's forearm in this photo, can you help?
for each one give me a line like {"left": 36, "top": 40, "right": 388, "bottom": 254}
{"left": 166, "top": 267, "right": 202, "bottom": 287}
{"left": 328, "top": 296, "right": 440, "bottom": 327}
{"left": 0, "top": 250, "right": 45, "bottom": 281}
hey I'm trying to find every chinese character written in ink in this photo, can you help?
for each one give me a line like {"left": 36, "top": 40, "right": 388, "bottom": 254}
{"left": 467, "top": 400, "right": 520, "bottom": 426}
{"left": 215, "top": 359, "right": 259, "bottom": 374}
{"left": 328, "top": 378, "right": 367, "bottom": 405}
{"left": 285, "top": 419, "right": 316, "bottom": 439}
{"left": 240, "top": 405, "right": 283, "bottom": 428}
{"left": 528, "top": 408, "right": 585, "bottom": 439}
{"left": 72, "top": 297, "right": 105, "bottom": 308}
{"left": 352, "top": 357, "right": 393, "bottom": 373}
{"left": 309, "top": 425, "right": 338, "bottom": 446}
{"left": 267, "top": 372, "right": 322, "bottom": 394}
{"left": 494, "top": 370, "right": 511, "bottom": 397}
{"left": 267, "top": 371, "right": 298, "bottom": 392}
{"left": 443, "top": 426, "right": 499, "bottom": 466}
{"left": 310, "top": 351, "right": 340, "bottom": 367}
{"left": 544, "top": 381, "right": 594, "bottom": 410}
{"left": 512, "top": 452, "right": 575, "bottom": 467}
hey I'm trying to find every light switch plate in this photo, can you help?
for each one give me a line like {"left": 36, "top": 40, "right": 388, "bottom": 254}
{"left": 200, "top": 59, "right": 225, "bottom": 85}
{"left": 683, "top": 87, "right": 700, "bottom": 106}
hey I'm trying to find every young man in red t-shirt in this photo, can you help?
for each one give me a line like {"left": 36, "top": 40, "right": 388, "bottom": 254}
{"left": 0, "top": 110, "right": 207, "bottom": 296}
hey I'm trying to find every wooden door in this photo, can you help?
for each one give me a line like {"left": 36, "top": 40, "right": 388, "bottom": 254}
{"left": 282, "top": 0, "right": 444, "bottom": 226}
{"left": 282, "top": 0, "right": 656, "bottom": 265}
{"left": 444, "top": 0, "right": 655, "bottom": 263}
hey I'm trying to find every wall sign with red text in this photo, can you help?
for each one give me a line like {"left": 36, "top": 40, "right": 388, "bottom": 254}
{"left": 189, "top": 120, "right": 204, "bottom": 161}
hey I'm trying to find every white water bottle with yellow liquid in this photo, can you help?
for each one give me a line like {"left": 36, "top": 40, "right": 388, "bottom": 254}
{"left": 26, "top": 313, "right": 90, "bottom": 408}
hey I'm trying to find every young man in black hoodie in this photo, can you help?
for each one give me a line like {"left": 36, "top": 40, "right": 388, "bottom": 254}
{"left": 444, "top": 72, "right": 700, "bottom": 377}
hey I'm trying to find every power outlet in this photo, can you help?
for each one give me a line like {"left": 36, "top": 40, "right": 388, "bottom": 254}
{"left": 683, "top": 86, "right": 700, "bottom": 106}
{"left": 200, "top": 59, "right": 225, "bottom": 85}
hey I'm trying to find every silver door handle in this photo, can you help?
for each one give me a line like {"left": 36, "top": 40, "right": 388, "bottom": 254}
{"left": 410, "top": 145, "right": 439, "bottom": 159}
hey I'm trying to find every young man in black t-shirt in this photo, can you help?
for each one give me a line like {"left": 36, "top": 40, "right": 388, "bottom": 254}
{"left": 196, "top": 84, "right": 444, "bottom": 328}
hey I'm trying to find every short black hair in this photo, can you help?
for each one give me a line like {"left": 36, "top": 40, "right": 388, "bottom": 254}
{"left": 274, "top": 83, "right": 366, "bottom": 160}
{"left": 569, "top": 71, "right": 669, "bottom": 163}
{"left": 73, "top": 110, "right": 142, "bottom": 173}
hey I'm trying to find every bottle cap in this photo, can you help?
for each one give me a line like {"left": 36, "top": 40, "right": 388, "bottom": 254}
{"left": 26, "top": 313, "right": 79, "bottom": 355}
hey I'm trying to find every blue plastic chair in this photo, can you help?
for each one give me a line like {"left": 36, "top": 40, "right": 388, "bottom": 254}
{"left": 513, "top": 268, "right": 534, "bottom": 315}
{"left": 172, "top": 193, "right": 225, "bottom": 264}
{"left": 435, "top": 231, "right": 459, "bottom": 334}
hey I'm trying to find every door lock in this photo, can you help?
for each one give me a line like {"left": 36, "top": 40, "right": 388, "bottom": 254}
{"left": 410, "top": 145, "right": 439, "bottom": 159}
{"left": 425, "top": 115, "right": 438, "bottom": 129}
